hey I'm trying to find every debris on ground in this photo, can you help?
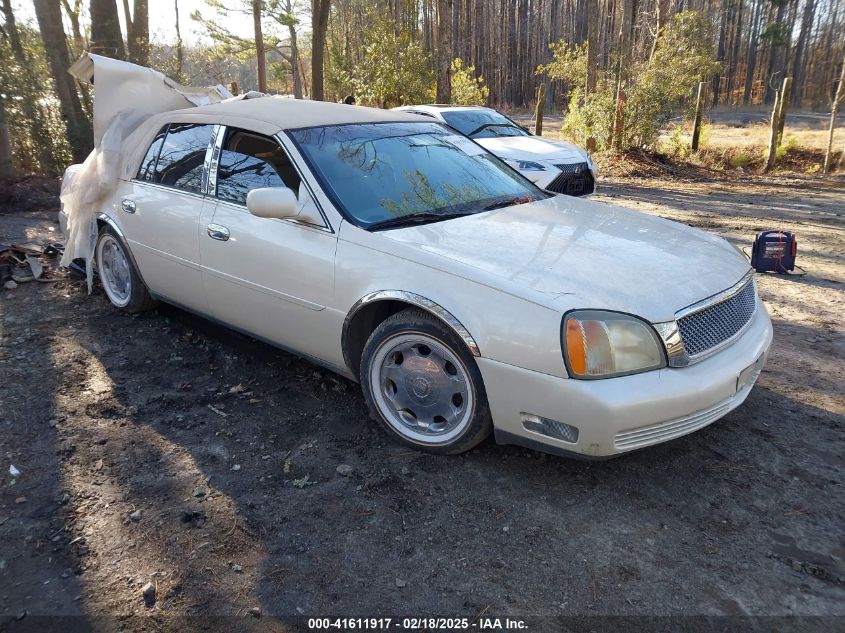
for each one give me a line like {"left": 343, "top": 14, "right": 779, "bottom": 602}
{"left": 9, "top": 464, "right": 20, "bottom": 477}
{"left": 0, "top": 240, "right": 70, "bottom": 288}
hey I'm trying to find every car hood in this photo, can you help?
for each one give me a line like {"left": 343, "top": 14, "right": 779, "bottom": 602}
{"left": 475, "top": 136, "right": 584, "bottom": 162}
{"left": 378, "top": 195, "right": 750, "bottom": 323}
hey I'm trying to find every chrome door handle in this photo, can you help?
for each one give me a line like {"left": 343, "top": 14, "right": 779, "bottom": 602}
{"left": 207, "top": 224, "right": 230, "bottom": 241}
{"left": 121, "top": 199, "right": 136, "bottom": 214}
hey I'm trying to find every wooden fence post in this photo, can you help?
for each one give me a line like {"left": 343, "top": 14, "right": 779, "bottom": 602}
{"left": 691, "top": 81, "right": 706, "bottom": 151}
{"left": 776, "top": 76, "right": 792, "bottom": 147}
{"left": 764, "top": 89, "right": 781, "bottom": 172}
{"left": 534, "top": 84, "right": 546, "bottom": 136}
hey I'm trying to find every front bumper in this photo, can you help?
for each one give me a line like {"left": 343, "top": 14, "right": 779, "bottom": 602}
{"left": 523, "top": 161, "right": 597, "bottom": 196}
{"left": 479, "top": 304, "right": 773, "bottom": 458}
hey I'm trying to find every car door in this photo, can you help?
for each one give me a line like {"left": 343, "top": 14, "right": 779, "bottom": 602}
{"left": 121, "top": 122, "right": 216, "bottom": 312}
{"left": 199, "top": 126, "right": 340, "bottom": 366}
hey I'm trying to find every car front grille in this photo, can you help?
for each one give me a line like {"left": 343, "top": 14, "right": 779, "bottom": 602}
{"left": 546, "top": 162, "right": 594, "bottom": 196}
{"left": 677, "top": 276, "right": 757, "bottom": 358}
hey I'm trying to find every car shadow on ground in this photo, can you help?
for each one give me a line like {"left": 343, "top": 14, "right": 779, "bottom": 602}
{"left": 16, "top": 290, "right": 840, "bottom": 624}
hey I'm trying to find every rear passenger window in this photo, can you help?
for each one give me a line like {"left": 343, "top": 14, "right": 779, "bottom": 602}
{"left": 137, "top": 125, "right": 167, "bottom": 182}
{"left": 154, "top": 123, "right": 214, "bottom": 193}
{"left": 216, "top": 129, "right": 301, "bottom": 206}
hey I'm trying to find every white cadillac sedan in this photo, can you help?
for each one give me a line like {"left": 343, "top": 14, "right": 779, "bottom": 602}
{"left": 392, "top": 105, "right": 598, "bottom": 196}
{"left": 79, "top": 97, "right": 772, "bottom": 458}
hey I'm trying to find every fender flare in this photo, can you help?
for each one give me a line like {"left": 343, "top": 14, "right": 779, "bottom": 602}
{"left": 342, "top": 290, "right": 481, "bottom": 373}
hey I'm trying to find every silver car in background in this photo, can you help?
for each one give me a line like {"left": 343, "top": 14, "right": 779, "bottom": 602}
{"left": 393, "top": 105, "right": 597, "bottom": 196}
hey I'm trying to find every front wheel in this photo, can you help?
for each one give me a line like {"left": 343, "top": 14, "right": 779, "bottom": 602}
{"left": 360, "top": 308, "right": 492, "bottom": 454}
{"left": 95, "top": 225, "right": 156, "bottom": 313}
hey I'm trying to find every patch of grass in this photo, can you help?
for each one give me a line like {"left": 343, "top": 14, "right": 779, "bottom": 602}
{"left": 728, "top": 150, "right": 753, "bottom": 169}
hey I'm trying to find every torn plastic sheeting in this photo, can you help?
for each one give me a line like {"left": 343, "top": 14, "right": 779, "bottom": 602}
{"left": 68, "top": 53, "right": 232, "bottom": 145}
{"left": 60, "top": 109, "right": 150, "bottom": 292}
{"left": 60, "top": 54, "right": 234, "bottom": 292}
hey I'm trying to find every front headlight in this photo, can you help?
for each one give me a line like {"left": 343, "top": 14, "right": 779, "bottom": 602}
{"left": 506, "top": 158, "right": 547, "bottom": 171}
{"left": 563, "top": 310, "right": 666, "bottom": 379}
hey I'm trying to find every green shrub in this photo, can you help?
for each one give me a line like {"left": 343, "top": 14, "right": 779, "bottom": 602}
{"left": 538, "top": 11, "right": 721, "bottom": 152}
{"left": 450, "top": 58, "right": 489, "bottom": 105}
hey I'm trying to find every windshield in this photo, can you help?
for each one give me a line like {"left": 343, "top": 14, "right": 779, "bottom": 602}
{"left": 288, "top": 122, "right": 543, "bottom": 228}
{"left": 441, "top": 110, "right": 529, "bottom": 138}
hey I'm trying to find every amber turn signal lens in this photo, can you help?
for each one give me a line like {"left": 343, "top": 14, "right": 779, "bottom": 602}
{"left": 565, "top": 319, "right": 587, "bottom": 375}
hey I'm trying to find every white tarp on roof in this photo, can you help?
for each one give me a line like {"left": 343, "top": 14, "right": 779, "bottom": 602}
{"left": 68, "top": 52, "right": 232, "bottom": 144}
{"left": 61, "top": 54, "right": 233, "bottom": 291}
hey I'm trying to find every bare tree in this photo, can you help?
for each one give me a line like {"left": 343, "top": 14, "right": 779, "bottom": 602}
{"left": 90, "top": 0, "right": 126, "bottom": 59}
{"left": 311, "top": 0, "right": 331, "bottom": 100}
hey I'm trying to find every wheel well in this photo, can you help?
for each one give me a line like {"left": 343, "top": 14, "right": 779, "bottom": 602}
{"left": 343, "top": 300, "right": 411, "bottom": 379}
{"left": 343, "top": 297, "right": 481, "bottom": 379}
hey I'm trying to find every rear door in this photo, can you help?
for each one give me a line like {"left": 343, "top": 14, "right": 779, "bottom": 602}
{"left": 122, "top": 122, "right": 216, "bottom": 312}
{"left": 199, "top": 126, "right": 340, "bottom": 366}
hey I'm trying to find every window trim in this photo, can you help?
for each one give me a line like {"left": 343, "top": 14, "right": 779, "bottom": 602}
{"left": 209, "top": 125, "right": 333, "bottom": 233}
{"left": 134, "top": 122, "right": 217, "bottom": 196}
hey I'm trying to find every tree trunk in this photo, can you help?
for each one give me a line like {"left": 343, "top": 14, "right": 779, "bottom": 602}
{"left": 282, "top": 0, "right": 302, "bottom": 99}
{"left": 127, "top": 0, "right": 149, "bottom": 66}
{"left": 89, "top": 0, "right": 126, "bottom": 60}
{"left": 34, "top": 0, "right": 93, "bottom": 161}
{"left": 174, "top": 0, "right": 183, "bottom": 78}
{"left": 743, "top": 0, "right": 762, "bottom": 104}
{"left": 60, "top": 0, "right": 86, "bottom": 57}
{"left": 790, "top": 0, "right": 815, "bottom": 107}
{"left": 824, "top": 54, "right": 845, "bottom": 174}
{"left": 0, "top": 96, "right": 13, "bottom": 178}
{"left": 311, "top": 0, "right": 331, "bottom": 100}
{"left": 764, "top": 0, "right": 787, "bottom": 103}
{"left": 436, "top": 0, "right": 453, "bottom": 103}
{"left": 650, "top": 0, "right": 669, "bottom": 60}
{"left": 252, "top": 0, "right": 267, "bottom": 92}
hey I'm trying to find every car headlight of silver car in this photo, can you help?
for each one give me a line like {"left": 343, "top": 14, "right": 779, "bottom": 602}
{"left": 505, "top": 158, "right": 547, "bottom": 171}
{"left": 562, "top": 310, "right": 667, "bottom": 379}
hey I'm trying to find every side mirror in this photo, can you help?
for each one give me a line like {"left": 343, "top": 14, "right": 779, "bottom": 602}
{"left": 246, "top": 187, "right": 299, "bottom": 219}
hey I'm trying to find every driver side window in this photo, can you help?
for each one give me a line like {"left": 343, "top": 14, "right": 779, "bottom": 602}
{"left": 215, "top": 128, "right": 302, "bottom": 206}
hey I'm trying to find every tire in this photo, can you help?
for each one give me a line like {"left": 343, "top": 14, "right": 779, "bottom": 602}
{"left": 360, "top": 308, "right": 492, "bottom": 454}
{"left": 95, "top": 225, "right": 156, "bottom": 314}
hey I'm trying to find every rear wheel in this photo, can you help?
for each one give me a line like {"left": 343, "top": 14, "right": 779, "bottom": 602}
{"left": 360, "top": 308, "right": 492, "bottom": 454}
{"left": 95, "top": 225, "right": 156, "bottom": 313}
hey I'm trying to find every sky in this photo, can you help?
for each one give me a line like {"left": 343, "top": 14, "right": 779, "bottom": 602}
{"left": 14, "top": 0, "right": 260, "bottom": 45}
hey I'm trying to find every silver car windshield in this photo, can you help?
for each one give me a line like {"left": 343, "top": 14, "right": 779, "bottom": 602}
{"left": 288, "top": 122, "right": 543, "bottom": 229}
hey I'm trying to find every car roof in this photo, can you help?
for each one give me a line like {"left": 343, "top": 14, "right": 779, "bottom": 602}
{"left": 395, "top": 104, "right": 495, "bottom": 114}
{"left": 169, "top": 96, "right": 427, "bottom": 129}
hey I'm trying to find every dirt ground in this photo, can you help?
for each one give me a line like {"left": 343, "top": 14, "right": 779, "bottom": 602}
{"left": 0, "top": 170, "right": 843, "bottom": 632}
